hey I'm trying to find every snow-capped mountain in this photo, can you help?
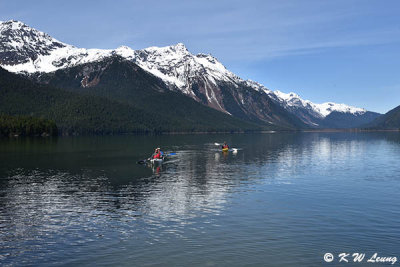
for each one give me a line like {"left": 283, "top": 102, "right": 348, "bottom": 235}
{"left": 113, "top": 43, "right": 249, "bottom": 113}
{"left": 0, "top": 20, "right": 66, "bottom": 66}
{"left": 0, "top": 20, "right": 112, "bottom": 73}
{"left": 0, "top": 20, "right": 380, "bottom": 128}
{"left": 234, "top": 79, "right": 375, "bottom": 127}
{"left": 273, "top": 90, "right": 366, "bottom": 117}
{"left": 269, "top": 90, "right": 381, "bottom": 128}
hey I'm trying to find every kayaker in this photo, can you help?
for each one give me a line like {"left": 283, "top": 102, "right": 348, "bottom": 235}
{"left": 221, "top": 142, "right": 229, "bottom": 150}
{"left": 151, "top": 148, "right": 162, "bottom": 159}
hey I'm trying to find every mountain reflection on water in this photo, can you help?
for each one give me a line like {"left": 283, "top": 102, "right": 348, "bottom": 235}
{"left": 1, "top": 132, "right": 400, "bottom": 266}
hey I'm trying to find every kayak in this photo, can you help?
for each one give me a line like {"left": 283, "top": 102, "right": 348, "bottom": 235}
{"left": 138, "top": 152, "right": 175, "bottom": 165}
{"left": 149, "top": 158, "right": 164, "bottom": 165}
{"left": 222, "top": 148, "right": 229, "bottom": 152}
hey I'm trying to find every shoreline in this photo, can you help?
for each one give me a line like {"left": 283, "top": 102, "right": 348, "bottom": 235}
{"left": 301, "top": 129, "right": 400, "bottom": 133}
{"left": 1, "top": 128, "right": 399, "bottom": 139}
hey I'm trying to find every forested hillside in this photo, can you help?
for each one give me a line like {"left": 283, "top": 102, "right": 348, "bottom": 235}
{"left": 0, "top": 67, "right": 266, "bottom": 135}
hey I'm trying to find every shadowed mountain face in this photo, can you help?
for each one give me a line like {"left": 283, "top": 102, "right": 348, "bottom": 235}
{"left": 365, "top": 105, "right": 400, "bottom": 129}
{"left": 316, "top": 111, "right": 382, "bottom": 128}
{"left": 0, "top": 66, "right": 269, "bottom": 134}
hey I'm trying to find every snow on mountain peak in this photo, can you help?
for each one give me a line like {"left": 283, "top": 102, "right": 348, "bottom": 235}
{"left": 244, "top": 79, "right": 272, "bottom": 94}
{"left": 272, "top": 89, "right": 366, "bottom": 117}
{"left": 274, "top": 90, "right": 301, "bottom": 101}
{"left": 0, "top": 21, "right": 250, "bottom": 93}
{"left": 195, "top": 53, "right": 229, "bottom": 75}
{"left": 314, "top": 102, "right": 366, "bottom": 117}
{"left": 172, "top": 42, "right": 187, "bottom": 51}
{"left": 130, "top": 43, "right": 240, "bottom": 92}
{"left": 145, "top": 43, "right": 190, "bottom": 56}
{"left": 114, "top": 45, "right": 135, "bottom": 59}
{"left": 0, "top": 20, "right": 65, "bottom": 46}
{"left": 0, "top": 20, "right": 370, "bottom": 120}
{"left": 0, "top": 20, "right": 68, "bottom": 68}
{"left": 1, "top": 20, "right": 26, "bottom": 31}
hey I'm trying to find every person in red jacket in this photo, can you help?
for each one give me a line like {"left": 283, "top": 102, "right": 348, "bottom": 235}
{"left": 152, "top": 148, "right": 162, "bottom": 159}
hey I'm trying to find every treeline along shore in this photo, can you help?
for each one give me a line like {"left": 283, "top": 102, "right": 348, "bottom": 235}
{"left": 0, "top": 114, "right": 57, "bottom": 137}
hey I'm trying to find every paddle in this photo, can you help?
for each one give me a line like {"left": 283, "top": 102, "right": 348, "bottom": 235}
{"left": 137, "top": 158, "right": 150, "bottom": 164}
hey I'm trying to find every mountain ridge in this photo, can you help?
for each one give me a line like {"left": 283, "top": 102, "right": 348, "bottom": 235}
{"left": 0, "top": 20, "right": 381, "bottom": 128}
{"left": 365, "top": 105, "right": 400, "bottom": 129}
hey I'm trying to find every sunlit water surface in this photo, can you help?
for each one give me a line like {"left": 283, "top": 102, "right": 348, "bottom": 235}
{"left": 1, "top": 132, "right": 400, "bottom": 266}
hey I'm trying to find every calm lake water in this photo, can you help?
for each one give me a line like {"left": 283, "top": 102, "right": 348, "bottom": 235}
{"left": 1, "top": 132, "right": 400, "bottom": 266}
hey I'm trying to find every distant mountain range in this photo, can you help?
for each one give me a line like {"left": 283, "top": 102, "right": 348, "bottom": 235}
{"left": 0, "top": 20, "right": 388, "bottom": 132}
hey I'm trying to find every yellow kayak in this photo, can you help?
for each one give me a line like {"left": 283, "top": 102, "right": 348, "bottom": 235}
{"left": 222, "top": 148, "right": 229, "bottom": 152}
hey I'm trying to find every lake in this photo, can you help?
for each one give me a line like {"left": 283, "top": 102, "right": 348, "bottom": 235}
{"left": 1, "top": 132, "right": 400, "bottom": 266}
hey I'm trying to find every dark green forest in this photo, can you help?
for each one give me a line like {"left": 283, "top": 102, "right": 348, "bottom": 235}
{"left": 0, "top": 65, "right": 265, "bottom": 135}
{"left": 0, "top": 114, "right": 57, "bottom": 137}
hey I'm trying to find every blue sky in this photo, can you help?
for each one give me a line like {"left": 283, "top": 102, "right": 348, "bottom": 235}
{"left": 1, "top": 0, "right": 399, "bottom": 113}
